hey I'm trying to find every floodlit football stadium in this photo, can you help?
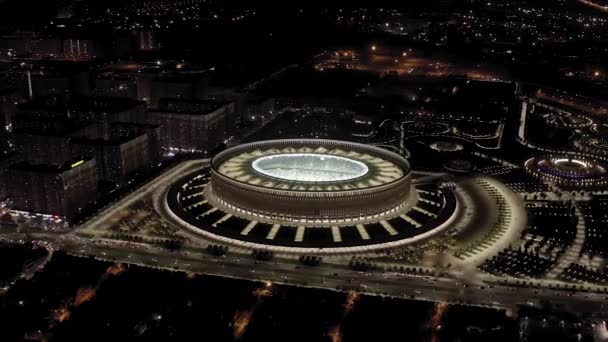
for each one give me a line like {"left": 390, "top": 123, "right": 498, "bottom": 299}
{"left": 165, "top": 139, "right": 459, "bottom": 254}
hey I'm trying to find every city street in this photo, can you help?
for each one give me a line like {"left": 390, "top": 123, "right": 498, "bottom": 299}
{"left": 67, "top": 238, "right": 608, "bottom": 315}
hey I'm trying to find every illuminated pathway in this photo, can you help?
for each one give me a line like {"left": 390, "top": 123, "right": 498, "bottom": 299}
{"left": 450, "top": 177, "right": 528, "bottom": 269}
{"left": 518, "top": 98, "right": 608, "bottom": 161}
{"left": 545, "top": 189, "right": 587, "bottom": 279}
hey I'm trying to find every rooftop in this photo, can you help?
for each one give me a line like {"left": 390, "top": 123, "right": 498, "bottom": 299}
{"left": 18, "top": 95, "right": 145, "bottom": 114}
{"left": 71, "top": 131, "right": 147, "bottom": 146}
{"left": 155, "top": 98, "right": 230, "bottom": 115}
{"left": 13, "top": 118, "right": 93, "bottom": 137}
{"left": 10, "top": 157, "right": 93, "bottom": 174}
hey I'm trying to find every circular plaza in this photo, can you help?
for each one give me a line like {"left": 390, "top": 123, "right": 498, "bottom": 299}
{"left": 165, "top": 139, "right": 460, "bottom": 254}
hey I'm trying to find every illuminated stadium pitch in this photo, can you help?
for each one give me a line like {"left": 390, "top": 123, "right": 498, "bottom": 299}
{"left": 251, "top": 153, "right": 370, "bottom": 182}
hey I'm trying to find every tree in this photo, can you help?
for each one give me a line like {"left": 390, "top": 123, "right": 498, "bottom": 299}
{"left": 299, "top": 255, "right": 322, "bottom": 266}
{"left": 206, "top": 244, "right": 228, "bottom": 256}
{"left": 164, "top": 239, "right": 184, "bottom": 252}
{"left": 252, "top": 250, "right": 274, "bottom": 261}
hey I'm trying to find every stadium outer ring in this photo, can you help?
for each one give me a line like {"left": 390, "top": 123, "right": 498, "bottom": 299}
{"left": 208, "top": 139, "right": 413, "bottom": 222}
{"left": 162, "top": 186, "right": 460, "bottom": 255}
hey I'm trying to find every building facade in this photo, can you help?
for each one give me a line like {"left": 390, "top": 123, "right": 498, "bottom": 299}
{"left": 148, "top": 98, "right": 229, "bottom": 155}
{"left": 7, "top": 157, "right": 98, "bottom": 219}
{"left": 70, "top": 132, "right": 149, "bottom": 185}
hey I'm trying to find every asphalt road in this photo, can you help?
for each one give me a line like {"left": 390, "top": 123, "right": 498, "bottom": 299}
{"left": 65, "top": 237, "right": 608, "bottom": 316}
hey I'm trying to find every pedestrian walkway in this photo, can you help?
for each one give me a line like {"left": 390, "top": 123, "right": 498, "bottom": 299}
{"left": 546, "top": 189, "right": 587, "bottom": 279}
